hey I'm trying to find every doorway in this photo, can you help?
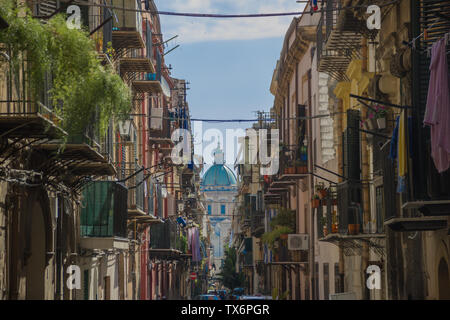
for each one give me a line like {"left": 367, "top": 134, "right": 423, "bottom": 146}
{"left": 438, "top": 258, "right": 450, "bottom": 300}
{"left": 26, "top": 201, "right": 46, "bottom": 299}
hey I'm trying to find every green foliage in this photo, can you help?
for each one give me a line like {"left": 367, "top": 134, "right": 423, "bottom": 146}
{"left": 177, "top": 234, "right": 187, "bottom": 253}
{"left": 217, "top": 246, "right": 246, "bottom": 290}
{"left": 269, "top": 207, "right": 295, "bottom": 230}
{"left": 261, "top": 225, "right": 293, "bottom": 249}
{"left": 0, "top": 2, "right": 131, "bottom": 136}
{"left": 261, "top": 207, "right": 295, "bottom": 249}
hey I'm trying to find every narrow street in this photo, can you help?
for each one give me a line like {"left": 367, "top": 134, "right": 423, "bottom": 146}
{"left": 0, "top": 0, "right": 449, "bottom": 304}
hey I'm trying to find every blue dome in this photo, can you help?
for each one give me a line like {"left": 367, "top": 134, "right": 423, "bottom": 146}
{"left": 201, "top": 164, "right": 237, "bottom": 186}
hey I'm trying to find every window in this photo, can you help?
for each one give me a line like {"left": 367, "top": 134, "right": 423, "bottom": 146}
{"left": 334, "top": 263, "right": 341, "bottom": 293}
{"left": 221, "top": 204, "right": 226, "bottom": 215}
{"left": 375, "top": 186, "right": 384, "bottom": 233}
{"left": 315, "top": 262, "right": 319, "bottom": 300}
{"left": 83, "top": 269, "right": 89, "bottom": 300}
{"left": 208, "top": 205, "right": 211, "bottom": 215}
{"left": 323, "top": 263, "right": 329, "bottom": 300}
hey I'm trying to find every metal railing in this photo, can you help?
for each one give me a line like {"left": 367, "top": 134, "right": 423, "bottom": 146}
{"left": 150, "top": 219, "right": 181, "bottom": 250}
{"left": 81, "top": 181, "right": 128, "bottom": 238}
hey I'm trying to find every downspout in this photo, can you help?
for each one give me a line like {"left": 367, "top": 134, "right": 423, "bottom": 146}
{"left": 307, "top": 69, "right": 314, "bottom": 300}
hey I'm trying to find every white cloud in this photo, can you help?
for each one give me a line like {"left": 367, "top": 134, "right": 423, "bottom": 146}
{"left": 154, "top": 0, "right": 306, "bottom": 43}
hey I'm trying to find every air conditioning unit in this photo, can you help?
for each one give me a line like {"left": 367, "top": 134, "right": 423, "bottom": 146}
{"left": 287, "top": 234, "right": 309, "bottom": 251}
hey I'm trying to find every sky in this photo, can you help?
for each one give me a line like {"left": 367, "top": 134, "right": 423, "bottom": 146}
{"left": 154, "top": 0, "right": 306, "bottom": 168}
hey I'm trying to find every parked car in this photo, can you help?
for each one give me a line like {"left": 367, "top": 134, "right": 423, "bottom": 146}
{"left": 195, "top": 294, "right": 220, "bottom": 300}
{"left": 230, "top": 287, "right": 245, "bottom": 300}
{"left": 239, "top": 295, "right": 272, "bottom": 300}
{"left": 217, "top": 289, "right": 228, "bottom": 300}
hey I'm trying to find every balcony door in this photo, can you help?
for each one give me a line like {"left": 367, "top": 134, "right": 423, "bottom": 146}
{"left": 26, "top": 201, "right": 46, "bottom": 300}
{"left": 438, "top": 258, "right": 450, "bottom": 300}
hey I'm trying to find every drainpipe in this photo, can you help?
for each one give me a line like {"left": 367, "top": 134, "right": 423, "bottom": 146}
{"left": 307, "top": 69, "right": 314, "bottom": 300}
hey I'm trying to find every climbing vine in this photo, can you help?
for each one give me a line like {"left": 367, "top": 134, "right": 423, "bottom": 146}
{"left": 0, "top": 1, "right": 131, "bottom": 136}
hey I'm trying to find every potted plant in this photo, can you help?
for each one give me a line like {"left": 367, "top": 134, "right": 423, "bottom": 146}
{"left": 331, "top": 211, "right": 339, "bottom": 233}
{"left": 312, "top": 195, "right": 320, "bottom": 208}
{"left": 375, "top": 106, "right": 387, "bottom": 129}
{"left": 316, "top": 183, "right": 328, "bottom": 199}
{"left": 295, "top": 160, "right": 307, "bottom": 174}
{"left": 366, "top": 111, "right": 376, "bottom": 130}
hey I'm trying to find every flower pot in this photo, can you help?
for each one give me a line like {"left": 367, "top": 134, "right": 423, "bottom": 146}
{"left": 348, "top": 224, "right": 360, "bottom": 235}
{"left": 366, "top": 118, "right": 375, "bottom": 130}
{"left": 318, "top": 189, "right": 328, "bottom": 199}
{"left": 332, "top": 224, "right": 339, "bottom": 233}
{"left": 296, "top": 166, "right": 307, "bottom": 174}
{"left": 312, "top": 199, "right": 320, "bottom": 208}
{"left": 280, "top": 233, "right": 288, "bottom": 240}
{"left": 284, "top": 168, "right": 289, "bottom": 174}
{"left": 376, "top": 117, "right": 386, "bottom": 129}
{"left": 288, "top": 167, "right": 295, "bottom": 174}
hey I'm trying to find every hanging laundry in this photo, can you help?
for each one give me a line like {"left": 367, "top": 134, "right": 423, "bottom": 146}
{"left": 423, "top": 37, "right": 450, "bottom": 173}
{"left": 389, "top": 116, "right": 400, "bottom": 160}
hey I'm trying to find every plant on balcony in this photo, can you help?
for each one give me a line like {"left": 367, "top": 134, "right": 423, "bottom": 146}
{"left": 366, "top": 111, "right": 376, "bottom": 130}
{"left": 331, "top": 211, "right": 338, "bottom": 233}
{"left": 315, "top": 183, "right": 328, "bottom": 199}
{"left": 312, "top": 194, "right": 320, "bottom": 208}
{"left": 176, "top": 234, "right": 187, "bottom": 253}
{"left": 262, "top": 207, "right": 295, "bottom": 248}
{"left": 374, "top": 105, "right": 387, "bottom": 129}
{"left": 262, "top": 225, "right": 293, "bottom": 249}
{"left": 295, "top": 159, "right": 307, "bottom": 174}
{"left": 0, "top": 4, "right": 131, "bottom": 138}
{"left": 320, "top": 216, "right": 328, "bottom": 237}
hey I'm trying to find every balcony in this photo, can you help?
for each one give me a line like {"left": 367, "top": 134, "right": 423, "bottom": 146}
{"left": 111, "top": 0, "right": 145, "bottom": 49}
{"left": 274, "top": 239, "right": 308, "bottom": 263}
{"left": 250, "top": 210, "right": 265, "bottom": 237}
{"left": 126, "top": 165, "right": 145, "bottom": 216}
{"left": 278, "top": 145, "right": 308, "bottom": 181}
{"left": 149, "top": 107, "right": 173, "bottom": 145}
{"left": 132, "top": 74, "right": 163, "bottom": 94}
{"left": 118, "top": 23, "right": 155, "bottom": 74}
{"left": 149, "top": 219, "right": 183, "bottom": 258}
{"left": 317, "top": 181, "right": 385, "bottom": 256}
{"left": 32, "top": 124, "right": 116, "bottom": 187}
{"left": 316, "top": 0, "right": 364, "bottom": 81}
{"left": 0, "top": 62, "right": 66, "bottom": 143}
{"left": 80, "top": 181, "right": 129, "bottom": 250}
{"left": 120, "top": 57, "right": 154, "bottom": 74}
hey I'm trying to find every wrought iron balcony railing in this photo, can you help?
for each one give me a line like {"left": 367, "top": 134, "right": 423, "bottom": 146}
{"left": 81, "top": 181, "right": 128, "bottom": 238}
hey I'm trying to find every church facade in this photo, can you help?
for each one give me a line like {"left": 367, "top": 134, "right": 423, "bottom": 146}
{"left": 200, "top": 145, "right": 238, "bottom": 274}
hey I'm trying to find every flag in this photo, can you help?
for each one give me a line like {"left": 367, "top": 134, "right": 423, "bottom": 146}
{"left": 311, "top": 0, "right": 318, "bottom": 11}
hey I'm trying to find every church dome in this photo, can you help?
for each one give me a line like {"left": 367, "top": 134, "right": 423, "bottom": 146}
{"left": 201, "top": 164, "right": 237, "bottom": 186}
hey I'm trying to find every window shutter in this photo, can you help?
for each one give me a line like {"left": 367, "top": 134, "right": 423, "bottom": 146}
{"left": 103, "top": 4, "right": 113, "bottom": 53}
{"left": 146, "top": 20, "right": 153, "bottom": 59}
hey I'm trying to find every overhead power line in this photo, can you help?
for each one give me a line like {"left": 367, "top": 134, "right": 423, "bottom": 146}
{"left": 33, "top": 0, "right": 399, "bottom": 19}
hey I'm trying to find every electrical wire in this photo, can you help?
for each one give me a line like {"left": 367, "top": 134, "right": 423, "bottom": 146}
{"left": 148, "top": 112, "right": 345, "bottom": 122}
{"left": 33, "top": 0, "right": 400, "bottom": 19}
